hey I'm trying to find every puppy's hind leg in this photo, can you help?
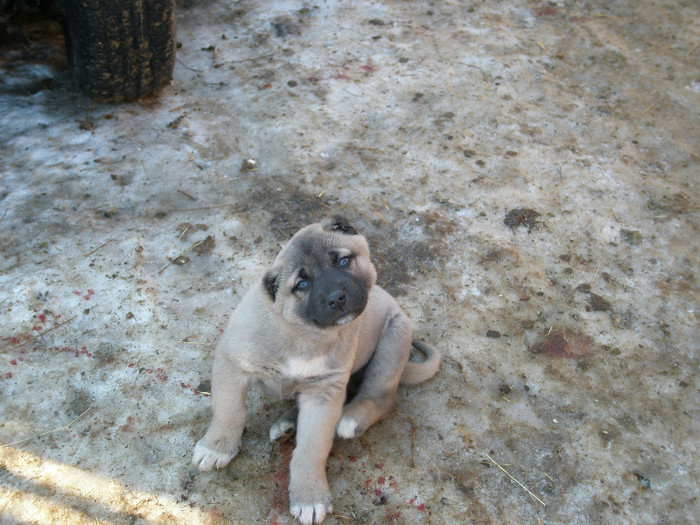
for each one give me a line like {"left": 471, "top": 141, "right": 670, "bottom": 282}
{"left": 270, "top": 406, "right": 298, "bottom": 443}
{"left": 337, "top": 311, "right": 412, "bottom": 439}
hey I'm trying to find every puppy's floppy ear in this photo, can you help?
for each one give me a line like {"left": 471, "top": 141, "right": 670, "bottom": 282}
{"left": 263, "top": 271, "right": 279, "bottom": 301}
{"left": 324, "top": 215, "right": 358, "bottom": 235}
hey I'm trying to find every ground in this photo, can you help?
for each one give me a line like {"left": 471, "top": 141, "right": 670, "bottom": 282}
{"left": 1, "top": 0, "right": 698, "bottom": 524}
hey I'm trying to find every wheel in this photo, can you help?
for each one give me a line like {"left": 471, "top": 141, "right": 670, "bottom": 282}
{"left": 62, "top": 0, "right": 176, "bottom": 102}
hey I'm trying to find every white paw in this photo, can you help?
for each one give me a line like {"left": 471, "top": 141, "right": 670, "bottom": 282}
{"left": 291, "top": 502, "right": 332, "bottom": 525}
{"left": 269, "top": 419, "right": 296, "bottom": 442}
{"left": 336, "top": 415, "right": 359, "bottom": 439}
{"left": 191, "top": 440, "right": 236, "bottom": 471}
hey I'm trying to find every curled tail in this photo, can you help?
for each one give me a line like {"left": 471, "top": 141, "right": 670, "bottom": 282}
{"left": 401, "top": 340, "right": 441, "bottom": 385}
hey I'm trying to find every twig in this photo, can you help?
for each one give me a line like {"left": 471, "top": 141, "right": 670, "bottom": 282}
{"left": 176, "top": 59, "right": 203, "bottom": 72}
{"left": 590, "top": 262, "right": 602, "bottom": 285}
{"left": 227, "top": 52, "right": 275, "bottom": 64}
{"left": 178, "top": 190, "right": 197, "bottom": 201}
{"left": 167, "top": 203, "right": 238, "bottom": 213}
{"left": 1, "top": 315, "right": 78, "bottom": 354}
{"left": 534, "top": 223, "right": 543, "bottom": 244}
{"left": 484, "top": 452, "right": 546, "bottom": 506}
{"left": 1, "top": 406, "right": 93, "bottom": 448}
{"left": 157, "top": 238, "right": 208, "bottom": 276}
{"left": 84, "top": 238, "right": 117, "bottom": 258}
{"left": 178, "top": 225, "right": 189, "bottom": 241}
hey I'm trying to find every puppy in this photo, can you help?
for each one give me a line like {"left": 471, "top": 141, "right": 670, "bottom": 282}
{"left": 192, "top": 216, "right": 440, "bottom": 524}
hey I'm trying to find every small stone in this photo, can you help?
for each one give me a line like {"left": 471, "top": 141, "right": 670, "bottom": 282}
{"left": 241, "top": 159, "right": 258, "bottom": 172}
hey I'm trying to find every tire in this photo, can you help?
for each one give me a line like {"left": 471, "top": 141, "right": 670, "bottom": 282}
{"left": 63, "top": 0, "right": 176, "bottom": 102}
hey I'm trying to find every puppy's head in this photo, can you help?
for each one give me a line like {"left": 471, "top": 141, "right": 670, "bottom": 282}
{"left": 263, "top": 216, "right": 377, "bottom": 329}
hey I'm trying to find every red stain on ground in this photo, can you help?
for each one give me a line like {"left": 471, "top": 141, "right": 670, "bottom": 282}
{"left": 385, "top": 509, "right": 402, "bottom": 523}
{"left": 269, "top": 441, "right": 294, "bottom": 519}
{"left": 537, "top": 6, "right": 558, "bottom": 16}
{"left": 529, "top": 326, "right": 592, "bottom": 359}
{"left": 180, "top": 381, "right": 207, "bottom": 396}
{"left": 360, "top": 60, "right": 376, "bottom": 74}
{"left": 127, "top": 364, "right": 169, "bottom": 382}
{"left": 74, "top": 289, "right": 95, "bottom": 300}
{"left": 1, "top": 308, "right": 188, "bottom": 392}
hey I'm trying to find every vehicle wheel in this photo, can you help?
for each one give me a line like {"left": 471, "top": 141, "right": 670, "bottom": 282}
{"left": 63, "top": 0, "right": 176, "bottom": 102}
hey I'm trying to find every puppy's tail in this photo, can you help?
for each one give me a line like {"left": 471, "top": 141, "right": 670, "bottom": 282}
{"left": 401, "top": 340, "right": 441, "bottom": 385}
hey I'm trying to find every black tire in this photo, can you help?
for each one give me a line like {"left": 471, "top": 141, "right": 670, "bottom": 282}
{"left": 63, "top": 0, "right": 176, "bottom": 102}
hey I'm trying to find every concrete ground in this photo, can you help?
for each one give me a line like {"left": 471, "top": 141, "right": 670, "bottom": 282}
{"left": 1, "top": 0, "right": 698, "bottom": 523}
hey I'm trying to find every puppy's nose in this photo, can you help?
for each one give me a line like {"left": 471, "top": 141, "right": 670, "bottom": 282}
{"left": 326, "top": 289, "right": 346, "bottom": 309}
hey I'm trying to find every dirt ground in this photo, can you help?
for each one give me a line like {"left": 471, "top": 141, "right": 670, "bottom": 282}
{"left": 1, "top": 1, "right": 698, "bottom": 524}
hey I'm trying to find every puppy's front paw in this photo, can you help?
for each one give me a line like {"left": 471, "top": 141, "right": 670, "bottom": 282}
{"left": 291, "top": 501, "right": 332, "bottom": 525}
{"left": 289, "top": 477, "right": 332, "bottom": 525}
{"left": 192, "top": 439, "right": 238, "bottom": 471}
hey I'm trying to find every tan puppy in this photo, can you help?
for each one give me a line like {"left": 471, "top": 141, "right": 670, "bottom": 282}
{"left": 192, "top": 216, "right": 440, "bottom": 524}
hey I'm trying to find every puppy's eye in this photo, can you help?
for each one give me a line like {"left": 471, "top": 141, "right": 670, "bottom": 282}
{"left": 338, "top": 256, "right": 351, "bottom": 268}
{"left": 295, "top": 280, "right": 310, "bottom": 291}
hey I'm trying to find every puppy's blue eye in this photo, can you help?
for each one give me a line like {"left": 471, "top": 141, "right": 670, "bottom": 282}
{"left": 339, "top": 257, "right": 350, "bottom": 267}
{"left": 295, "top": 280, "right": 309, "bottom": 291}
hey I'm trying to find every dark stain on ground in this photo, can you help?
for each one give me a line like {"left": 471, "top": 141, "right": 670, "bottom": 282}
{"left": 250, "top": 180, "right": 455, "bottom": 296}
{"left": 647, "top": 192, "right": 696, "bottom": 214}
{"left": 177, "top": 223, "right": 209, "bottom": 239}
{"left": 587, "top": 293, "right": 612, "bottom": 312}
{"left": 504, "top": 208, "right": 541, "bottom": 232}
{"left": 193, "top": 235, "right": 216, "bottom": 256}
{"left": 529, "top": 326, "right": 592, "bottom": 359}
{"left": 367, "top": 209, "right": 456, "bottom": 295}
{"left": 253, "top": 181, "right": 334, "bottom": 240}
{"left": 93, "top": 342, "right": 117, "bottom": 364}
{"left": 271, "top": 15, "right": 302, "bottom": 38}
{"left": 67, "top": 388, "right": 93, "bottom": 417}
{"left": 620, "top": 229, "right": 643, "bottom": 246}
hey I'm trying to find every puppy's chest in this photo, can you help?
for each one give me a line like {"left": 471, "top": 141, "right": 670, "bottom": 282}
{"left": 259, "top": 355, "right": 341, "bottom": 398}
{"left": 283, "top": 355, "right": 328, "bottom": 378}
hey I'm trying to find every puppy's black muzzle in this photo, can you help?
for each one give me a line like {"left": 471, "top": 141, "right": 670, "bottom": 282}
{"left": 310, "top": 270, "right": 368, "bottom": 327}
